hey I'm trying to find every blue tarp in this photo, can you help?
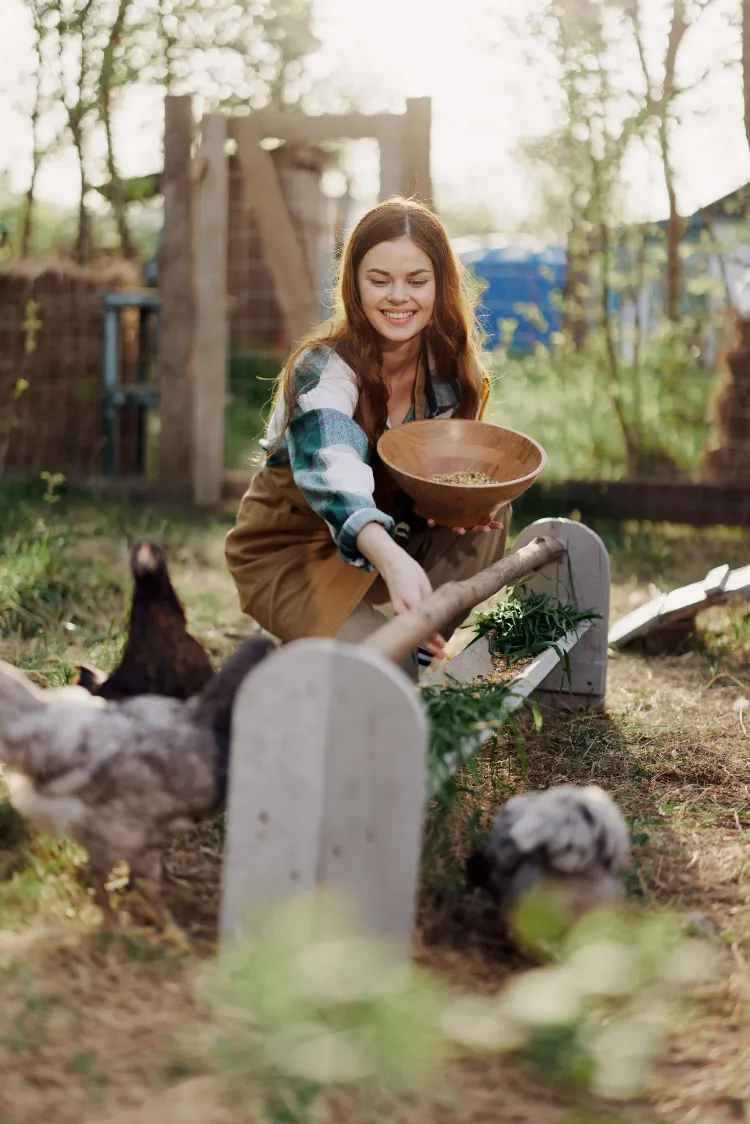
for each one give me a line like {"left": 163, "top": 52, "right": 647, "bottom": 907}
{"left": 457, "top": 240, "right": 566, "bottom": 352}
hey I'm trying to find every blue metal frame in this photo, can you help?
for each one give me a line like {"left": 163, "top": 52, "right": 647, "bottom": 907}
{"left": 102, "top": 291, "right": 162, "bottom": 475}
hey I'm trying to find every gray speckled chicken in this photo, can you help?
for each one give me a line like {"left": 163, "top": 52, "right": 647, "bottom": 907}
{"left": 0, "top": 636, "right": 274, "bottom": 932}
{"left": 467, "top": 785, "right": 631, "bottom": 932}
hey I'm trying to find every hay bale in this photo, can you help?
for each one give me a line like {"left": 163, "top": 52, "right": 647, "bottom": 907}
{"left": 0, "top": 260, "right": 139, "bottom": 479}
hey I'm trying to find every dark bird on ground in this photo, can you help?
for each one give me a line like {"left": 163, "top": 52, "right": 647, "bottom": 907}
{"left": 77, "top": 540, "right": 214, "bottom": 702}
{"left": 467, "top": 784, "right": 630, "bottom": 943}
{"left": 0, "top": 635, "right": 275, "bottom": 936}
{"left": 75, "top": 664, "right": 107, "bottom": 691}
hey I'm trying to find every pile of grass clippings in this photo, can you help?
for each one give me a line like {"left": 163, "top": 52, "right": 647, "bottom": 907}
{"left": 423, "top": 586, "right": 602, "bottom": 806}
{"left": 472, "top": 584, "right": 602, "bottom": 665}
{"left": 422, "top": 679, "right": 537, "bottom": 806}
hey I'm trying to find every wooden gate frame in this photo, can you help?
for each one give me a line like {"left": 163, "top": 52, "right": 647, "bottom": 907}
{"left": 158, "top": 96, "right": 432, "bottom": 507}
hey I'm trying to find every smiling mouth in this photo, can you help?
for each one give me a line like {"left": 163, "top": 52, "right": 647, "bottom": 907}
{"left": 380, "top": 310, "right": 416, "bottom": 323}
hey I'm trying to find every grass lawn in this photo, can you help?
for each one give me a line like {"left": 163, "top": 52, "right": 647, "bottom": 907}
{"left": 0, "top": 483, "right": 749, "bottom": 1123}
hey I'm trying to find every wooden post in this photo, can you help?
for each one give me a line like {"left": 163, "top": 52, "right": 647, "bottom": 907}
{"left": 220, "top": 639, "right": 428, "bottom": 958}
{"left": 159, "top": 95, "right": 194, "bottom": 505}
{"left": 191, "top": 114, "right": 229, "bottom": 506}
{"left": 403, "top": 98, "right": 432, "bottom": 205}
{"left": 512, "top": 518, "right": 610, "bottom": 712}
{"left": 233, "top": 118, "right": 319, "bottom": 346}
{"left": 377, "top": 114, "right": 406, "bottom": 200}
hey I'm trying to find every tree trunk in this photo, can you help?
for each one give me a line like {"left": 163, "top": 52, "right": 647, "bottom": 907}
{"left": 661, "top": 119, "right": 683, "bottom": 322}
{"left": 590, "top": 150, "right": 639, "bottom": 468}
{"left": 21, "top": 7, "right": 45, "bottom": 258}
{"left": 101, "top": 92, "right": 136, "bottom": 259}
{"left": 743, "top": 0, "right": 750, "bottom": 152}
{"left": 100, "top": 0, "right": 136, "bottom": 260}
{"left": 20, "top": 170, "right": 39, "bottom": 259}
{"left": 660, "top": 0, "right": 687, "bottom": 322}
{"left": 71, "top": 127, "right": 91, "bottom": 265}
{"left": 563, "top": 226, "right": 590, "bottom": 349}
{"left": 624, "top": 0, "right": 687, "bottom": 323}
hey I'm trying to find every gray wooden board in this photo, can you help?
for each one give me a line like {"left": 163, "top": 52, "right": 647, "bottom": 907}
{"left": 420, "top": 633, "right": 495, "bottom": 687}
{"left": 403, "top": 97, "right": 433, "bottom": 204}
{"left": 158, "top": 95, "right": 194, "bottom": 505}
{"left": 191, "top": 114, "right": 229, "bottom": 506}
{"left": 421, "top": 622, "right": 591, "bottom": 692}
{"left": 376, "top": 113, "right": 406, "bottom": 199}
{"left": 249, "top": 110, "right": 405, "bottom": 142}
{"left": 220, "top": 639, "right": 427, "bottom": 957}
{"left": 608, "top": 562, "right": 750, "bottom": 647}
{"left": 233, "top": 117, "right": 319, "bottom": 344}
{"left": 512, "top": 519, "right": 610, "bottom": 708}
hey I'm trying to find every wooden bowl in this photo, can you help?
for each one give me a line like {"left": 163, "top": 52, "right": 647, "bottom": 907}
{"left": 377, "top": 419, "right": 547, "bottom": 527}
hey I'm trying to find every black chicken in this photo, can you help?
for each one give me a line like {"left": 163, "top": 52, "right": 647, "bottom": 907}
{"left": 78, "top": 540, "right": 214, "bottom": 701}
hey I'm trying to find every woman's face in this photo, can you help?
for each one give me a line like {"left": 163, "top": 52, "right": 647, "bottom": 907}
{"left": 356, "top": 236, "right": 435, "bottom": 346}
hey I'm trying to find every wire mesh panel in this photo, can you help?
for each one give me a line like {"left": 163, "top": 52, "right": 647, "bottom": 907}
{"left": 0, "top": 262, "right": 145, "bottom": 482}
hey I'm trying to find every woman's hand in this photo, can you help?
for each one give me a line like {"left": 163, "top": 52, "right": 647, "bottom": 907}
{"left": 426, "top": 518, "right": 504, "bottom": 536}
{"left": 356, "top": 522, "right": 446, "bottom": 659}
{"left": 380, "top": 552, "right": 445, "bottom": 659}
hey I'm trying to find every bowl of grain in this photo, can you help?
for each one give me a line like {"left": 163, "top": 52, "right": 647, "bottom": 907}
{"left": 376, "top": 418, "right": 547, "bottom": 528}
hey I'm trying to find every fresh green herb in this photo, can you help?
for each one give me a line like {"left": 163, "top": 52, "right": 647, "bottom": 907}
{"left": 421, "top": 680, "right": 540, "bottom": 806}
{"left": 472, "top": 585, "right": 602, "bottom": 665}
{"left": 422, "top": 586, "right": 601, "bottom": 807}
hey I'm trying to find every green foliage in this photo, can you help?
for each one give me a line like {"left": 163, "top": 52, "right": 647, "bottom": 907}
{"left": 440, "top": 202, "right": 501, "bottom": 238}
{"left": 506, "top": 907, "right": 716, "bottom": 1100}
{"left": 422, "top": 680, "right": 535, "bottom": 806}
{"left": 225, "top": 350, "right": 281, "bottom": 469}
{"left": 472, "top": 584, "right": 601, "bottom": 664}
{"left": 199, "top": 891, "right": 448, "bottom": 1119}
{"left": 422, "top": 585, "right": 601, "bottom": 806}
{"left": 197, "top": 889, "right": 715, "bottom": 1116}
{"left": 13, "top": 0, "right": 320, "bottom": 261}
{"left": 487, "top": 319, "right": 714, "bottom": 481}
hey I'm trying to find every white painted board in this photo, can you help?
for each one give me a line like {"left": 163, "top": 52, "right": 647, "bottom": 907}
{"left": 220, "top": 639, "right": 428, "bottom": 957}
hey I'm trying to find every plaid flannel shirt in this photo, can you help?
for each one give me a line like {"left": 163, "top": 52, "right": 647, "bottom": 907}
{"left": 261, "top": 345, "right": 462, "bottom": 570}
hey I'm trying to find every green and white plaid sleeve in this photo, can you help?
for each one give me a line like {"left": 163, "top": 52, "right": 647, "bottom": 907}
{"left": 265, "top": 347, "right": 395, "bottom": 569}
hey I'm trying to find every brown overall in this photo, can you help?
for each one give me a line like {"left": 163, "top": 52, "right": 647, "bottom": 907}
{"left": 225, "top": 362, "right": 509, "bottom": 677}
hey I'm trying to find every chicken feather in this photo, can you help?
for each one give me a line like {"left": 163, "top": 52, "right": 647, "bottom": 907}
{"left": 78, "top": 540, "right": 214, "bottom": 702}
{"left": 467, "top": 784, "right": 631, "bottom": 929}
{"left": 0, "top": 635, "right": 275, "bottom": 922}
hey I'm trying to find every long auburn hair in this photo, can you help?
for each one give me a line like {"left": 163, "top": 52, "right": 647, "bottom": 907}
{"left": 271, "top": 196, "right": 487, "bottom": 448}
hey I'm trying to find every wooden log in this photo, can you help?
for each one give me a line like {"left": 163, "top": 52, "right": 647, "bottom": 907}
{"left": 191, "top": 114, "right": 229, "bottom": 507}
{"left": 233, "top": 117, "right": 319, "bottom": 345}
{"left": 158, "top": 95, "right": 194, "bottom": 505}
{"left": 512, "top": 518, "right": 610, "bottom": 712}
{"left": 364, "top": 535, "right": 565, "bottom": 667}
{"left": 220, "top": 639, "right": 427, "bottom": 958}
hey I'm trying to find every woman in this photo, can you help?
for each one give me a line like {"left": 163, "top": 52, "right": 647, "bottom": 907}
{"left": 225, "top": 197, "right": 510, "bottom": 680}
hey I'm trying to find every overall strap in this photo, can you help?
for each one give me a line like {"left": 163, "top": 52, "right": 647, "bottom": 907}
{"left": 414, "top": 342, "right": 428, "bottom": 422}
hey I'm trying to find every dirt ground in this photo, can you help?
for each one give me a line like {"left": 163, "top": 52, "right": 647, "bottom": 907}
{"left": 0, "top": 499, "right": 748, "bottom": 1124}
